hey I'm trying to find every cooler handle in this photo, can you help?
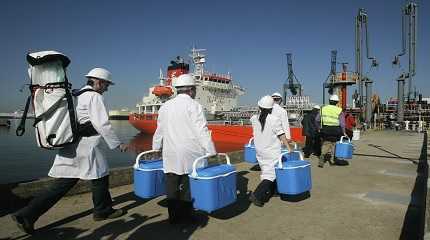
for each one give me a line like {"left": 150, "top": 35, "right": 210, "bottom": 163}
{"left": 340, "top": 136, "right": 351, "bottom": 143}
{"left": 247, "top": 137, "right": 254, "bottom": 146}
{"left": 134, "top": 149, "right": 161, "bottom": 169}
{"left": 278, "top": 150, "right": 304, "bottom": 168}
{"left": 191, "top": 153, "right": 230, "bottom": 177}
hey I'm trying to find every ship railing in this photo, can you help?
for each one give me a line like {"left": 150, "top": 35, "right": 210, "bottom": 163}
{"left": 203, "top": 72, "right": 232, "bottom": 81}
{"left": 202, "top": 81, "right": 232, "bottom": 90}
{"left": 209, "top": 120, "right": 249, "bottom": 126}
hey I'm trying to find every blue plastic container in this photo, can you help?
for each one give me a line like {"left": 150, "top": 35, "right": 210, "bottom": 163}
{"left": 244, "top": 138, "right": 257, "bottom": 164}
{"left": 133, "top": 150, "right": 165, "bottom": 199}
{"left": 189, "top": 153, "right": 237, "bottom": 213}
{"left": 335, "top": 136, "right": 354, "bottom": 159}
{"left": 275, "top": 160, "right": 312, "bottom": 195}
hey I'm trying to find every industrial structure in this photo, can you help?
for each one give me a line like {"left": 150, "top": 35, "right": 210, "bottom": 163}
{"left": 283, "top": 53, "right": 302, "bottom": 100}
{"left": 323, "top": 50, "right": 358, "bottom": 110}
{"left": 392, "top": 2, "right": 418, "bottom": 124}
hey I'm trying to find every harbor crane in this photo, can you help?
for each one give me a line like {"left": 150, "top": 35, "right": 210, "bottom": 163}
{"left": 393, "top": 2, "right": 417, "bottom": 123}
{"left": 283, "top": 53, "right": 302, "bottom": 102}
{"left": 355, "top": 8, "right": 378, "bottom": 126}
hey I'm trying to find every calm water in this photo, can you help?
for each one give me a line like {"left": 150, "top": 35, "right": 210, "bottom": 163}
{"left": 0, "top": 119, "right": 244, "bottom": 184}
{"left": 0, "top": 120, "right": 145, "bottom": 184}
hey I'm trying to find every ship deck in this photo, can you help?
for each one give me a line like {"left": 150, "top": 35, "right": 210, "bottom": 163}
{"left": 0, "top": 130, "right": 428, "bottom": 239}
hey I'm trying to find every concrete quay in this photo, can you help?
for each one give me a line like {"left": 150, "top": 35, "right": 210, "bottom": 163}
{"left": 0, "top": 130, "right": 427, "bottom": 240}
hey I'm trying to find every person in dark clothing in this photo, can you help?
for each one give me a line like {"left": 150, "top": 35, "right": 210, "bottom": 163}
{"left": 302, "top": 105, "right": 321, "bottom": 158}
{"left": 345, "top": 113, "right": 356, "bottom": 139}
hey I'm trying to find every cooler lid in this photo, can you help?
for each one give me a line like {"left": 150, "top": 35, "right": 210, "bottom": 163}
{"left": 195, "top": 164, "right": 236, "bottom": 177}
{"left": 138, "top": 159, "right": 163, "bottom": 170}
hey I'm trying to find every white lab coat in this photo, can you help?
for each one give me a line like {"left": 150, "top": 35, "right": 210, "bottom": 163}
{"left": 48, "top": 86, "right": 121, "bottom": 179}
{"left": 152, "top": 94, "right": 216, "bottom": 175}
{"left": 251, "top": 114, "right": 284, "bottom": 181}
{"left": 272, "top": 103, "right": 291, "bottom": 139}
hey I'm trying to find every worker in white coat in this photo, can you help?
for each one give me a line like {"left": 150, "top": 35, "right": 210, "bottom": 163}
{"left": 11, "top": 68, "right": 129, "bottom": 234}
{"left": 249, "top": 96, "right": 292, "bottom": 207}
{"left": 271, "top": 92, "right": 291, "bottom": 140}
{"left": 153, "top": 73, "right": 216, "bottom": 224}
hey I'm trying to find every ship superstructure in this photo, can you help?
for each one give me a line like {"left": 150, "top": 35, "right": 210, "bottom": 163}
{"left": 136, "top": 48, "right": 245, "bottom": 116}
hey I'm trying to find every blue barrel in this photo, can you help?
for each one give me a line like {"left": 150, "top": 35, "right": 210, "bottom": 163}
{"left": 244, "top": 138, "right": 257, "bottom": 164}
{"left": 275, "top": 160, "right": 312, "bottom": 195}
{"left": 133, "top": 150, "right": 165, "bottom": 199}
{"left": 189, "top": 153, "right": 237, "bottom": 213}
{"left": 335, "top": 136, "right": 354, "bottom": 159}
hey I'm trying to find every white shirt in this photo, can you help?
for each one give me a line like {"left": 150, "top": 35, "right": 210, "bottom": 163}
{"left": 152, "top": 94, "right": 216, "bottom": 175}
{"left": 49, "top": 86, "right": 121, "bottom": 179}
{"left": 272, "top": 103, "right": 291, "bottom": 139}
{"left": 251, "top": 114, "right": 284, "bottom": 181}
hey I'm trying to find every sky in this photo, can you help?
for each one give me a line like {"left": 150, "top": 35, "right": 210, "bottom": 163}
{"left": 0, "top": 0, "right": 428, "bottom": 112}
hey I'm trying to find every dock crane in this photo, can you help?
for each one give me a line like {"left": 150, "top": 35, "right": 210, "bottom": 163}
{"left": 393, "top": 2, "right": 417, "bottom": 123}
{"left": 283, "top": 53, "right": 302, "bottom": 102}
{"left": 355, "top": 8, "right": 378, "bottom": 126}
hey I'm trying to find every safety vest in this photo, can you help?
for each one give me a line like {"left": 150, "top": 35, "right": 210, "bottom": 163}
{"left": 321, "top": 105, "right": 342, "bottom": 126}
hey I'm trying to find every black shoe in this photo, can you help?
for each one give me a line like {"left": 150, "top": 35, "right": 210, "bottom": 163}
{"left": 334, "top": 160, "right": 349, "bottom": 166}
{"left": 11, "top": 214, "right": 34, "bottom": 235}
{"left": 93, "top": 209, "right": 126, "bottom": 221}
{"left": 249, "top": 192, "right": 264, "bottom": 207}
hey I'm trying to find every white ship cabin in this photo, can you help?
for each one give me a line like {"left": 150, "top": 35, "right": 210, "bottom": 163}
{"left": 137, "top": 104, "right": 162, "bottom": 115}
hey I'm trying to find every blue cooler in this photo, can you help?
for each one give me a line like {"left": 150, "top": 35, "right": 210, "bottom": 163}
{"left": 275, "top": 157, "right": 312, "bottom": 195}
{"left": 189, "top": 153, "right": 237, "bottom": 213}
{"left": 133, "top": 150, "right": 165, "bottom": 199}
{"left": 244, "top": 138, "right": 257, "bottom": 164}
{"left": 335, "top": 136, "right": 354, "bottom": 159}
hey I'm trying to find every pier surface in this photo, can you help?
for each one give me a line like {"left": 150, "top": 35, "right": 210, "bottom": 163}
{"left": 0, "top": 130, "right": 427, "bottom": 240}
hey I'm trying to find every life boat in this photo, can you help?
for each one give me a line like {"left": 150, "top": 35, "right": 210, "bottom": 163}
{"left": 152, "top": 86, "right": 173, "bottom": 97}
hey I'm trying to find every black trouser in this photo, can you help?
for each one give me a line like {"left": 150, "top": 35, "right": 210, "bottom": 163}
{"left": 345, "top": 129, "right": 353, "bottom": 139}
{"left": 15, "top": 175, "right": 113, "bottom": 223}
{"left": 165, "top": 173, "right": 193, "bottom": 224}
{"left": 303, "top": 134, "right": 321, "bottom": 157}
{"left": 254, "top": 179, "right": 277, "bottom": 203}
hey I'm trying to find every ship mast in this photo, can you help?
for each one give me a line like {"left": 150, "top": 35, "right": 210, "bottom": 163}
{"left": 190, "top": 47, "right": 207, "bottom": 78}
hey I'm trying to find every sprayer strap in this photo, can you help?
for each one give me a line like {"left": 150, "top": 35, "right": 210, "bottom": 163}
{"left": 16, "top": 96, "right": 31, "bottom": 136}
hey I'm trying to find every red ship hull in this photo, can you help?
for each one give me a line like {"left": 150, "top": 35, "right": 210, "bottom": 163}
{"left": 129, "top": 114, "right": 305, "bottom": 147}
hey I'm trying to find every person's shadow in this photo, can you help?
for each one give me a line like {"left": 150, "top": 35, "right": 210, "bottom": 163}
{"left": 127, "top": 213, "right": 209, "bottom": 240}
{"left": 13, "top": 213, "right": 160, "bottom": 240}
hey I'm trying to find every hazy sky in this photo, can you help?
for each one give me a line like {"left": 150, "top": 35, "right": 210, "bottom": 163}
{"left": 0, "top": 0, "right": 428, "bottom": 112}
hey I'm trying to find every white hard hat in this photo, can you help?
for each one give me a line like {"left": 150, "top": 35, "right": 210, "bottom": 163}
{"left": 172, "top": 74, "right": 196, "bottom": 87}
{"left": 329, "top": 94, "right": 340, "bottom": 101}
{"left": 271, "top": 92, "right": 282, "bottom": 99}
{"left": 258, "top": 95, "right": 274, "bottom": 109}
{"left": 85, "top": 68, "right": 114, "bottom": 84}
{"left": 313, "top": 105, "right": 321, "bottom": 109}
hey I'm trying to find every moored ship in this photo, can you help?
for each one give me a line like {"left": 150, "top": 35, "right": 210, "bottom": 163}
{"left": 129, "top": 48, "right": 304, "bottom": 146}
